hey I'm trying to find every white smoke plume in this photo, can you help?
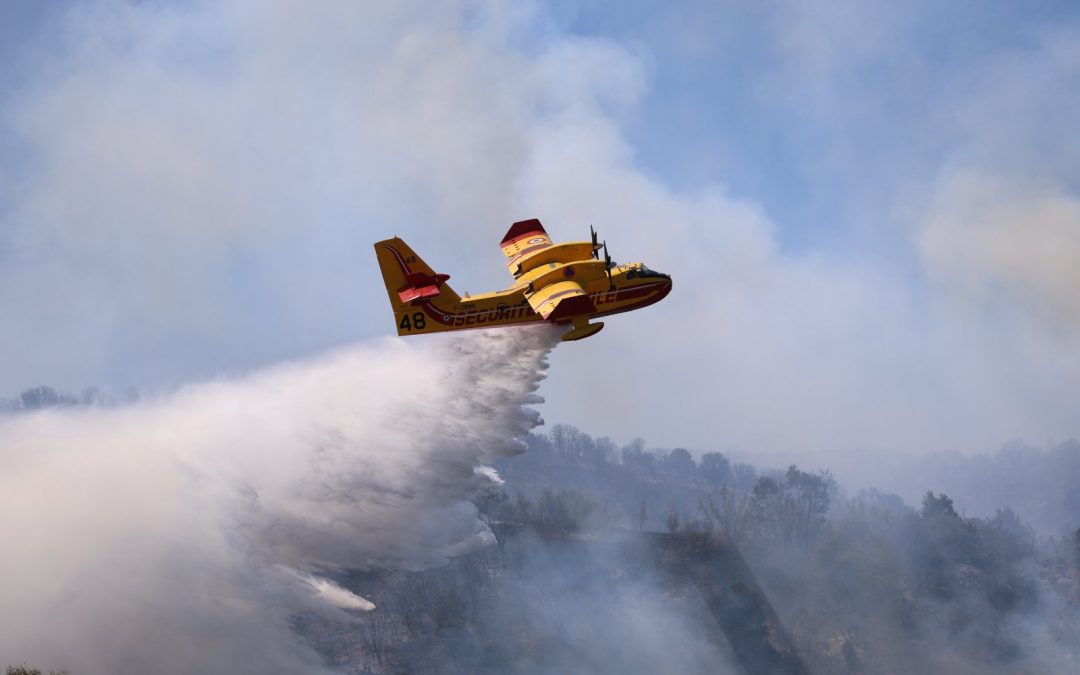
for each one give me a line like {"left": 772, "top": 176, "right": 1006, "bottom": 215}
{"left": 0, "top": 326, "right": 559, "bottom": 674}
{"left": 920, "top": 169, "right": 1080, "bottom": 332}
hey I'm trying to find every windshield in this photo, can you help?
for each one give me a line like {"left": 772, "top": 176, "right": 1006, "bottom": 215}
{"left": 635, "top": 264, "right": 669, "bottom": 279}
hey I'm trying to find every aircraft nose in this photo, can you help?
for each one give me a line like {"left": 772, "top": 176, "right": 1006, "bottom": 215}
{"left": 658, "top": 274, "right": 672, "bottom": 299}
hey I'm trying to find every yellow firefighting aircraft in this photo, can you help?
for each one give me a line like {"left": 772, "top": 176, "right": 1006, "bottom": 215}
{"left": 375, "top": 219, "right": 671, "bottom": 341}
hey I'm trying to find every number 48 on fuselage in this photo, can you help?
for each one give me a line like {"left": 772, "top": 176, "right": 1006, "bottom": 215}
{"left": 375, "top": 219, "right": 671, "bottom": 341}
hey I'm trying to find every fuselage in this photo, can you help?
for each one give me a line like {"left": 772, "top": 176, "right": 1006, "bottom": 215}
{"left": 414, "top": 262, "right": 671, "bottom": 331}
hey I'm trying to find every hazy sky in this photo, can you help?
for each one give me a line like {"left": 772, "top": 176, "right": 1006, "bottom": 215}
{"left": 2, "top": 0, "right": 1078, "bottom": 461}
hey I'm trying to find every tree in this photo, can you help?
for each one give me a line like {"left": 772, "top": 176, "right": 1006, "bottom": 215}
{"left": 699, "top": 452, "right": 733, "bottom": 486}
{"left": 18, "top": 386, "right": 74, "bottom": 410}
{"left": 622, "top": 437, "right": 646, "bottom": 456}
{"left": 921, "top": 491, "right": 958, "bottom": 519}
{"left": 715, "top": 485, "right": 742, "bottom": 535}
{"left": 586, "top": 436, "right": 618, "bottom": 468}
{"left": 6, "top": 667, "right": 69, "bottom": 675}
{"left": 981, "top": 507, "right": 1036, "bottom": 566}
{"left": 667, "top": 504, "right": 681, "bottom": 533}
{"left": 785, "top": 465, "right": 834, "bottom": 548}
{"left": 742, "top": 476, "right": 788, "bottom": 544}
{"left": 80, "top": 386, "right": 108, "bottom": 406}
{"left": 474, "top": 489, "right": 518, "bottom": 554}
{"left": 620, "top": 439, "right": 657, "bottom": 477}
{"left": 917, "top": 491, "right": 980, "bottom": 581}
{"left": 528, "top": 489, "right": 596, "bottom": 537}
{"left": 688, "top": 498, "right": 717, "bottom": 534}
{"left": 662, "top": 448, "right": 696, "bottom": 479}
{"left": 522, "top": 432, "right": 555, "bottom": 462}
{"left": 730, "top": 462, "right": 759, "bottom": 491}
{"left": 550, "top": 424, "right": 594, "bottom": 463}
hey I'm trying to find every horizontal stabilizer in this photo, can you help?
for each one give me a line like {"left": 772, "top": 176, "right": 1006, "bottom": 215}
{"left": 398, "top": 272, "right": 451, "bottom": 303}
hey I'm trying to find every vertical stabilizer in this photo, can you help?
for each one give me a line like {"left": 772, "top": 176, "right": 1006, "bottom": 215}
{"left": 374, "top": 238, "right": 460, "bottom": 311}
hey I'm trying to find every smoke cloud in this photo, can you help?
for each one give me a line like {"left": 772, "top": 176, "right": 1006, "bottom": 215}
{"left": 0, "top": 326, "right": 558, "bottom": 674}
{"left": 1, "top": 0, "right": 1078, "bottom": 538}
{"left": 921, "top": 169, "right": 1080, "bottom": 332}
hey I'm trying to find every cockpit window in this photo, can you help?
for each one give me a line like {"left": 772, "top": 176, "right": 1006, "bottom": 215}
{"left": 635, "top": 264, "right": 669, "bottom": 279}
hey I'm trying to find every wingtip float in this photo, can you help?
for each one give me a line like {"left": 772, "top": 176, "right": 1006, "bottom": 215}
{"left": 375, "top": 219, "right": 671, "bottom": 342}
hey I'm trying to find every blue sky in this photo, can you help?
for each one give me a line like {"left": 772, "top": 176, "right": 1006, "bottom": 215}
{"left": 554, "top": 0, "right": 1080, "bottom": 249}
{"left": 1, "top": 1, "right": 1078, "bottom": 463}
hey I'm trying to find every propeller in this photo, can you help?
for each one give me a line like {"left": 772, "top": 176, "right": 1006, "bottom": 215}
{"left": 602, "top": 240, "right": 615, "bottom": 290}
{"left": 590, "top": 225, "right": 600, "bottom": 259}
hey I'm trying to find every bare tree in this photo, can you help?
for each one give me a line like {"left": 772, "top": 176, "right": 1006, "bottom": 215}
{"left": 667, "top": 504, "right": 680, "bottom": 533}
{"left": 475, "top": 489, "right": 517, "bottom": 555}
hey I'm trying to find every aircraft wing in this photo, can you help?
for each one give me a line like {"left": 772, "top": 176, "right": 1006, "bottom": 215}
{"left": 525, "top": 279, "right": 596, "bottom": 320}
{"left": 500, "top": 219, "right": 552, "bottom": 271}
{"left": 500, "top": 218, "right": 599, "bottom": 278}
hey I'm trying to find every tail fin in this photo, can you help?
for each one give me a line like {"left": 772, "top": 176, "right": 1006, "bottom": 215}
{"left": 374, "top": 237, "right": 461, "bottom": 314}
